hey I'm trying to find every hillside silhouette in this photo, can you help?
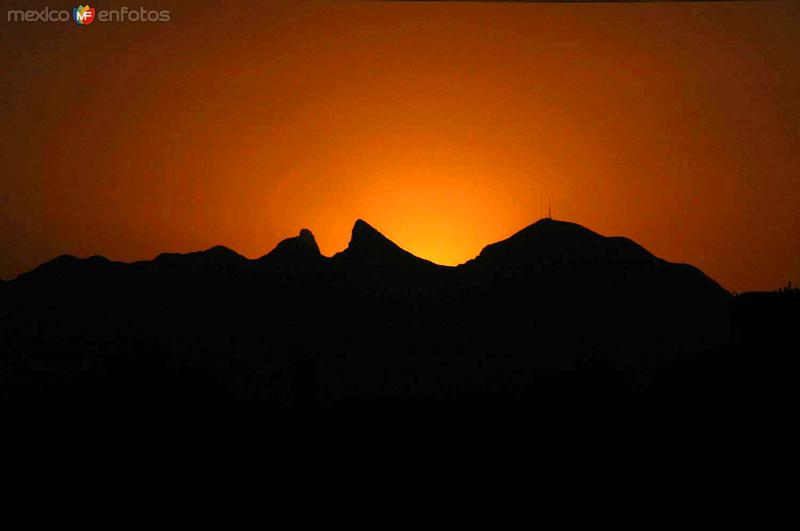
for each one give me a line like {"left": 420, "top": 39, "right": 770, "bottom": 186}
{"left": 0, "top": 217, "right": 793, "bottom": 420}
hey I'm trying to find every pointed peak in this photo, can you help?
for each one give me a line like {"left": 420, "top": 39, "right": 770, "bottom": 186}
{"left": 352, "top": 218, "right": 380, "bottom": 237}
{"left": 337, "top": 219, "right": 441, "bottom": 271}
{"left": 346, "top": 219, "right": 408, "bottom": 257}
{"left": 349, "top": 218, "right": 392, "bottom": 247}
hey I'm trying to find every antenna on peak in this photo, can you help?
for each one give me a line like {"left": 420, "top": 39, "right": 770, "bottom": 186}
{"left": 548, "top": 201, "right": 552, "bottom": 220}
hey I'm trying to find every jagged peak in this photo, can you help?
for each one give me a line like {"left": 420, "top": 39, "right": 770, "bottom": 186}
{"left": 258, "top": 228, "right": 322, "bottom": 265}
{"left": 273, "top": 228, "right": 320, "bottom": 254}
{"left": 296, "top": 228, "right": 320, "bottom": 253}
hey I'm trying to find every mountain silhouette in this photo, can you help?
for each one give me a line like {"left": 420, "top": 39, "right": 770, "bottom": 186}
{"left": 2, "top": 216, "right": 776, "bottom": 420}
{"left": 152, "top": 245, "right": 247, "bottom": 273}
{"left": 472, "top": 218, "right": 654, "bottom": 267}
{"left": 464, "top": 217, "right": 728, "bottom": 307}
{"left": 16, "top": 254, "right": 115, "bottom": 283}
{"left": 257, "top": 228, "right": 323, "bottom": 272}
{"left": 332, "top": 219, "right": 442, "bottom": 271}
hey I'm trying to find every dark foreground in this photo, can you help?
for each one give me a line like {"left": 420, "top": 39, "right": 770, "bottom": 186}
{"left": 1, "top": 219, "right": 796, "bottom": 427}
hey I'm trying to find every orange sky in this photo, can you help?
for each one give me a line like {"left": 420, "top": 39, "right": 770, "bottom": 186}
{"left": 1, "top": 1, "right": 799, "bottom": 291}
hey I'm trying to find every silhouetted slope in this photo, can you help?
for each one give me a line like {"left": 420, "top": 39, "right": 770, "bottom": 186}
{"left": 464, "top": 217, "right": 728, "bottom": 305}
{"left": 332, "top": 219, "right": 442, "bottom": 271}
{"left": 256, "top": 229, "right": 324, "bottom": 271}
{"left": 468, "top": 218, "right": 725, "bottom": 292}
{"left": 327, "top": 220, "right": 449, "bottom": 298}
{"left": 0, "top": 216, "right": 748, "bottom": 413}
{"left": 471, "top": 218, "right": 654, "bottom": 269}
{"left": 150, "top": 245, "right": 247, "bottom": 274}
{"left": 457, "top": 218, "right": 731, "bottom": 378}
{"left": 16, "top": 254, "right": 115, "bottom": 283}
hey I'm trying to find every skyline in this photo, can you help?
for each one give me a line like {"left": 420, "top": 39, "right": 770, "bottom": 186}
{"left": 2, "top": 0, "right": 799, "bottom": 291}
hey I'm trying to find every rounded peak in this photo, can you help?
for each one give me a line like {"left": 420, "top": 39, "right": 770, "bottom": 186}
{"left": 18, "top": 253, "right": 111, "bottom": 281}
{"left": 475, "top": 218, "right": 654, "bottom": 265}
{"left": 155, "top": 246, "right": 245, "bottom": 266}
{"left": 45, "top": 254, "right": 110, "bottom": 267}
{"left": 529, "top": 217, "right": 593, "bottom": 232}
{"left": 204, "top": 245, "right": 240, "bottom": 256}
{"left": 502, "top": 218, "right": 608, "bottom": 246}
{"left": 48, "top": 254, "right": 80, "bottom": 264}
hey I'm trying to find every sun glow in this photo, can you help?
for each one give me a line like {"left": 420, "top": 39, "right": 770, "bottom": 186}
{"left": 2, "top": 1, "right": 799, "bottom": 291}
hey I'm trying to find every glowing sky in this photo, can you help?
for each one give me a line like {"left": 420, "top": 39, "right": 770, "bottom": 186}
{"left": 1, "top": 0, "right": 799, "bottom": 291}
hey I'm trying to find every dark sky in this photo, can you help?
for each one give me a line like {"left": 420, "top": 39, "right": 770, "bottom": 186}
{"left": 1, "top": 0, "right": 799, "bottom": 291}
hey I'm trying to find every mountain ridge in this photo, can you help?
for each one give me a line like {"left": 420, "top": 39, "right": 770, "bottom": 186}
{"left": 331, "top": 219, "right": 444, "bottom": 271}
{"left": 256, "top": 228, "right": 323, "bottom": 270}
{"left": 0, "top": 216, "right": 737, "bottom": 409}
{"left": 6, "top": 218, "right": 728, "bottom": 294}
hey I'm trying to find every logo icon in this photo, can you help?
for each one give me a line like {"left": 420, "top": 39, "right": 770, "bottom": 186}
{"left": 73, "top": 5, "right": 95, "bottom": 25}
